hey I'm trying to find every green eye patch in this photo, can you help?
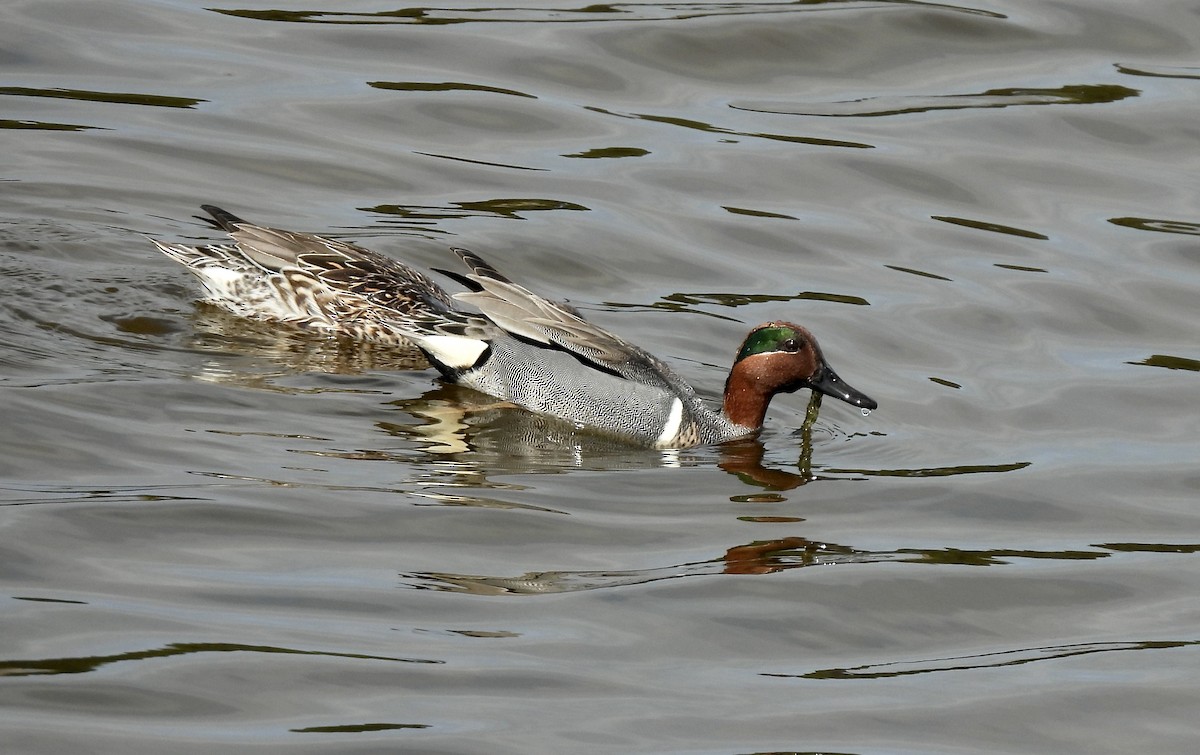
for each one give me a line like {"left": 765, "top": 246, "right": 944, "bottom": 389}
{"left": 736, "top": 326, "right": 800, "bottom": 362}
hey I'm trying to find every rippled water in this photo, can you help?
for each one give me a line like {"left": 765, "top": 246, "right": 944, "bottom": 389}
{"left": 3, "top": 1, "right": 1200, "bottom": 752}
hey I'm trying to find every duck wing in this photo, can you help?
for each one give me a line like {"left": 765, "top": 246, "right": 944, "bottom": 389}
{"left": 445, "top": 249, "right": 680, "bottom": 387}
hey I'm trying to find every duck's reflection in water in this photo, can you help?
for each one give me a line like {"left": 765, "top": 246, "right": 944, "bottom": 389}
{"left": 402, "top": 537, "right": 901, "bottom": 596}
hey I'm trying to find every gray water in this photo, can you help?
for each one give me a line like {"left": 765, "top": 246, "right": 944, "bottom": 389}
{"left": 3, "top": 1, "right": 1199, "bottom": 752}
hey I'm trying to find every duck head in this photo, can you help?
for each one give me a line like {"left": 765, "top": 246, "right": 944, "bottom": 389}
{"left": 723, "top": 321, "right": 877, "bottom": 431}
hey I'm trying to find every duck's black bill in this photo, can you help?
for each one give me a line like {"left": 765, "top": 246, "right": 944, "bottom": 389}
{"left": 808, "top": 364, "right": 877, "bottom": 410}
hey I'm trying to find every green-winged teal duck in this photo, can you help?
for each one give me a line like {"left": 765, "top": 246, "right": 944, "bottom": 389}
{"left": 154, "top": 206, "right": 876, "bottom": 448}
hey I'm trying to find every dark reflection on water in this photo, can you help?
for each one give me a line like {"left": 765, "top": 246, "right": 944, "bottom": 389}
{"left": 929, "top": 376, "right": 962, "bottom": 388}
{"left": 884, "top": 264, "right": 953, "bottom": 281}
{"left": 827, "top": 461, "right": 1032, "bottom": 477}
{"left": 0, "top": 118, "right": 98, "bottom": 131}
{"left": 658, "top": 291, "right": 871, "bottom": 308}
{"left": 412, "top": 150, "right": 549, "bottom": 171}
{"left": 733, "top": 84, "right": 1139, "bottom": 117}
{"left": 773, "top": 640, "right": 1200, "bottom": 680}
{"left": 401, "top": 538, "right": 1188, "bottom": 595}
{"left": 0, "top": 86, "right": 204, "bottom": 109}
{"left": 602, "top": 290, "right": 869, "bottom": 323}
{"left": 993, "top": 263, "right": 1048, "bottom": 273}
{"left": 1127, "top": 354, "right": 1200, "bottom": 372}
{"left": 932, "top": 215, "right": 1049, "bottom": 240}
{"left": 563, "top": 146, "right": 650, "bottom": 159}
{"left": 368, "top": 80, "right": 536, "bottom": 98}
{"left": 1115, "top": 63, "right": 1200, "bottom": 80}
{"left": 0, "top": 484, "right": 203, "bottom": 507}
{"left": 900, "top": 547, "right": 1106, "bottom": 565}
{"left": 1109, "top": 216, "right": 1200, "bottom": 236}
{"left": 587, "top": 104, "right": 875, "bottom": 148}
{"left": 1099, "top": 543, "right": 1200, "bottom": 553}
{"left": 1, "top": 642, "right": 441, "bottom": 678}
{"left": 367, "top": 198, "right": 590, "bottom": 221}
{"left": 292, "top": 722, "right": 431, "bottom": 733}
{"left": 724, "top": 205, "right": 799, "bottom": 220}
{"left": 211, "top": 1, "right": 1006, "bottom": 26}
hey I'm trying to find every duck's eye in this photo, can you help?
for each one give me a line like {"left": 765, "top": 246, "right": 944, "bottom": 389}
{"left": 779, "top": 338, "right": 803, "bottom": 353}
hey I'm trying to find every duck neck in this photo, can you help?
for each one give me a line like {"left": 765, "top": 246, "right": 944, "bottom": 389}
{"left": 722, "top": 365, "right": 776, "bottom": 431}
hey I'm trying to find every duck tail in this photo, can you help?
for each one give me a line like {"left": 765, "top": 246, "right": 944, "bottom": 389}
{"left": 451, "top": 248, "right": 512, "bottom": 283}
{"left": 198, "top": 205, "right": 247, "bottom": 232}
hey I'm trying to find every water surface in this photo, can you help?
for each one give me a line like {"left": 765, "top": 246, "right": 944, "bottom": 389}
{"left": 3, "top": 1, "right": 1199, "bottom": 752}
